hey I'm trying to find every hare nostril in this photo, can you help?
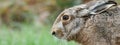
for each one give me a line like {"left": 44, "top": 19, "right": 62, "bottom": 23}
{"left": 52, "top": 31, "right": 56, "bottom": 35}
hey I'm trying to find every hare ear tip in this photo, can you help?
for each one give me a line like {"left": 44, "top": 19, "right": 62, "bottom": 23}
{"left": 108, "top": 1, "right": 117, "bottom": 5}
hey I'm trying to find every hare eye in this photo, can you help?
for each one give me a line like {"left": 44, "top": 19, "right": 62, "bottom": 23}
{"left": 62, "top": 15, "right": 69, "bottom": 20}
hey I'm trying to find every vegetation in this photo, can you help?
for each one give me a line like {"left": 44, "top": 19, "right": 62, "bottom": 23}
{"left": 0, "top": 24, "right": 76, "bottom": 45}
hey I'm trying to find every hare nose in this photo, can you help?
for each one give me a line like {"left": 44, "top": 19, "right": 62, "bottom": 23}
{"left": 52, "top": 31, "right": 56, "bottom": 35}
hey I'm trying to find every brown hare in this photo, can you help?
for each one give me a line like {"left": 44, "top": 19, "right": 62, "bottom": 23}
{"left": 51, "top": 0, "right": 120, "bottom": 45}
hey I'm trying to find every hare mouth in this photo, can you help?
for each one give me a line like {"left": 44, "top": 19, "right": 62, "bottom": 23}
{"left": 54, "top": 32, "right": 65, "bottom": 39}
{"left": 53, "top": 30, "right": 71, "bottom": 40}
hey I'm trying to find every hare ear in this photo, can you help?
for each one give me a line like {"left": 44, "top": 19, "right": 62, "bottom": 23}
{"left": 89, "top": 1, "right": 117, "bottom": 14}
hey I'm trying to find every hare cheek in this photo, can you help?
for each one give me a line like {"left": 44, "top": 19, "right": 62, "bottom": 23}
{"left": 57, "top": 21, "right": 64, "bottom": 31}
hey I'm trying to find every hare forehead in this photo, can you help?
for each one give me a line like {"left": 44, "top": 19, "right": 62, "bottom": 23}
{"left": 63, "top": 7, "right": 87, "bottom": 16}
{"left": 63, "top": 9, "right": 76, "bottom": 15}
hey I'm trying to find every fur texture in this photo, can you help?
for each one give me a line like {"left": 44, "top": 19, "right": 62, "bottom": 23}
{"left": 51, "top": 0, "right": 120, "bottom": 45}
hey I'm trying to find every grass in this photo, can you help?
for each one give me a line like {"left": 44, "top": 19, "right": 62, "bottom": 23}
{"left": 0, "top": 24, "right": 76, "bottom": 45}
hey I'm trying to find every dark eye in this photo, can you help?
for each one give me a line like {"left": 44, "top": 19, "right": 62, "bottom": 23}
{"left": 62, "top": 15, "right": 69, "bottom": 20}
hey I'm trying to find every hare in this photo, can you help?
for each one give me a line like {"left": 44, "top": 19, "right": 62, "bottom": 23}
{"left": 51, "top": 0, "right": 120, "bottom": 45}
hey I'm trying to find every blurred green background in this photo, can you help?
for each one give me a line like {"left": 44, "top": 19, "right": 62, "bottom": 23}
{"left": 0, "top": 0, "right": 120, "bottom": 45}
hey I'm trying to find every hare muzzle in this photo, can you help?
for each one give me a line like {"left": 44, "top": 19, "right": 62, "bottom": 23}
{"left": 51, "top": 20, "right": 65, "bottom": 38}
{"left": 51, "top": 29, "right": 64, "bottom": 38}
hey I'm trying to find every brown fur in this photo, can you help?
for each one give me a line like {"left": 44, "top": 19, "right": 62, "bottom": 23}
{"left": 51, "top": 0, "right": 120, "bottom": 45}
{"left": 73, "top": 6, "right": 120, "bottom": 45}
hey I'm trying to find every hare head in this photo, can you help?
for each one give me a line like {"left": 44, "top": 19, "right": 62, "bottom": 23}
{"left": 51, "top": 4, "right": 89, "bottom": 40}
{"left": 51, "top": 1, "right": 117, "bottom": 41}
